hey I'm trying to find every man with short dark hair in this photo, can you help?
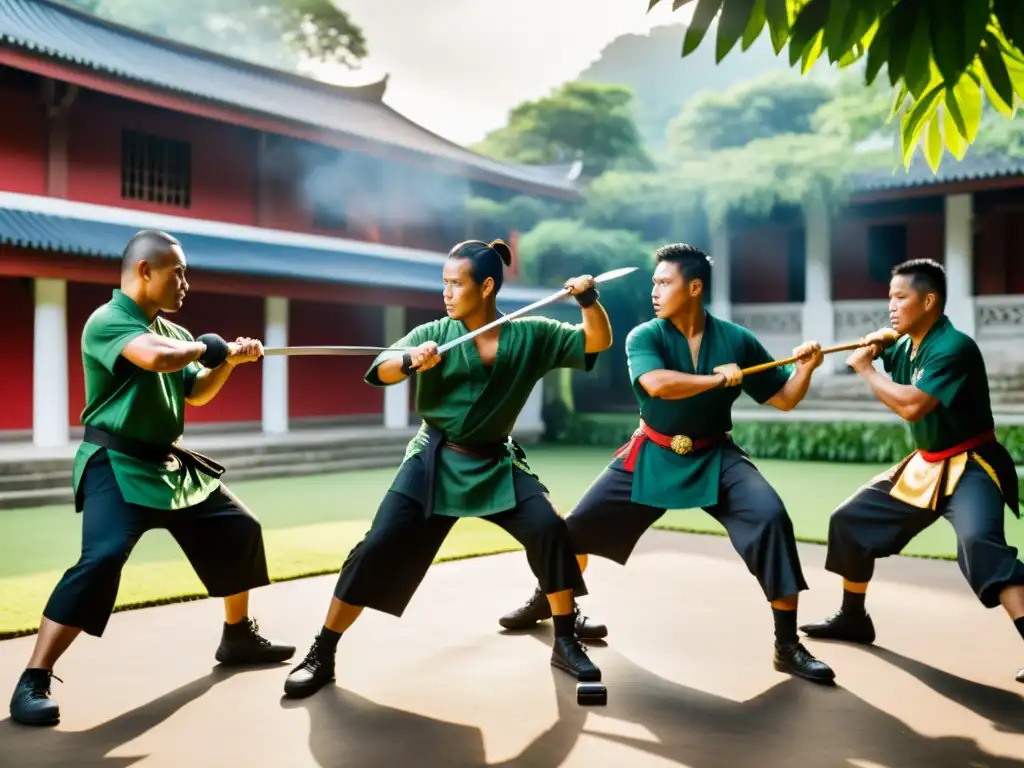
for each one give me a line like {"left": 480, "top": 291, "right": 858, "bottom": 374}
{"left": 9, "top": 229, "right": 295, "bottom": 727}
{"left": 497, "top": 242, "right": 837, "bottom": 684}
{"left": 799, "top": 258, "right": 1024, "bottom": 684}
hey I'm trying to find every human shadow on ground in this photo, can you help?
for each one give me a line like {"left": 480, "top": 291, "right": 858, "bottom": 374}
{"left": 280, "top": 625, "right": 1024, "bottom": 768}
{"left": 0, "top": 664, "right": 255, "bottom": 768}
{"left": 279, "top": 663, "right": 589, "bottom": 768}
{"left": 862, "top": 644, "right": 1024, "bottom": 734}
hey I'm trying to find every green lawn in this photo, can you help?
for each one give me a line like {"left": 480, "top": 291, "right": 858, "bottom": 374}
{"left": 1, "top": 447, "right": 1020, "bottom": 638}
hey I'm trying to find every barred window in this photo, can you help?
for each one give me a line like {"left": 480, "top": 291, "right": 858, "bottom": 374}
{"left": 120, "top": 129, "right": 192, "bottom": 208}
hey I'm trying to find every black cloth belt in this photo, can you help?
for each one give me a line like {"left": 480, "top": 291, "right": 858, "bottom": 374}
{"left": 419, "top": 423, "right": 524, "bottom": 518}
{"left": 83, "top": 426, "right": 226, "bottom": 480}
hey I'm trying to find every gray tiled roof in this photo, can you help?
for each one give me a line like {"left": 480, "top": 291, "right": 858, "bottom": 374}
{"left": 851, "top": 150, "right": 1024, "bottom": 192}
{"left": 0, "top": 0, "right": 578, "bottom": 196}
{"left": 0, "top": 204, "right": 575, "bottom": 316}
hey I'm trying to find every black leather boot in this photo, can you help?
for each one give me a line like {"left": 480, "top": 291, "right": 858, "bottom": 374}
{"left": 1016, "top": 667, "right": 1023, "bottom": 684}
{"left": 773, "top": 641, "right": 836, "bottom": 684}
{"left": 551, "top": 635, "right": 601, "bottom": 682}
{"left": 799, "top": 608, "right": 876, "bottom": 645}
{"left": 9, "top": 669, "right": 61, "bottom": 726}
{"left": 283, "top": 633, "right": 337, "bottom": 699}
{"left": 214, "top": 618, "right": 296, "bottom": 665}
{"left": 498, "top": 587, "right": 608, "bottom": 640}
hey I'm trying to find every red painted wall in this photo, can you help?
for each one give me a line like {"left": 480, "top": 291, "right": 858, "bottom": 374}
{"left": 288, "top": 300, "right": 385, "bottom": 418}
{"left": 0, "top": 278, "right": 35, "bottom": 430}
{"left": 67, "top": 90, "right": 257, "bottom": 224}
{"left": 66, "top": 283, "right": 264, "bottom": 426}
{"left": 831, "top": 212, "right": 944, "bottom": 300}
{"left": 0, "top": 74, "right": 48, "bottom": 196}
{"left": 975, "top": 194, "right": 1024, "bottom": 295}
{"left": 730, "top": 227, "right": 792, "bottom": 303}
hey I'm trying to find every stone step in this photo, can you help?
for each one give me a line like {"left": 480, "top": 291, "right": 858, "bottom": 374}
{"left": 0, "top": 435, "right": 414, "bottom": 477}
{"left": 0, "top": 442, "right": 408, "bottom": 493}
{"left": 0, "top": 452, "right": 408, "bottom": 511}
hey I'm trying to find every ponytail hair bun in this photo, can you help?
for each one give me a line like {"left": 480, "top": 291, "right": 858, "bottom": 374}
{"left": 488, "top": 239, "right": 513, "bottom": 268}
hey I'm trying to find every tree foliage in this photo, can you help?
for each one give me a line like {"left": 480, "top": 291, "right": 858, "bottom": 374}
{"left": 61, "top": 0, "right": 367, "bottom": 70}
{"left": 470, "top": 82, "right": 653, "bottom": 178}
{"left": 668, "top": 71, "right": 834, "bottom": 153}
{"left": 650, "top": 0, "right": 1024, "bottom": 172}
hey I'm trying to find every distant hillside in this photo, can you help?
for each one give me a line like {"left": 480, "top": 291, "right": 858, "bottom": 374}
{"left": 576, "top": 23, "right": 792, "bottom": 153}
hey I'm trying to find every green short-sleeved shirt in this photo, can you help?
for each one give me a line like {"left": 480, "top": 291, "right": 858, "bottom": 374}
{"left": 880, "top": 315, "right": 994, "bottom": 452}
{"left": 366, "top": 315, "right": 598, "bottom": 517}
{"left": 619, "top": 313, "right": 791, "bottom": 509}
{"left": 72, "top": 289, "right": 219, "bottom": 511}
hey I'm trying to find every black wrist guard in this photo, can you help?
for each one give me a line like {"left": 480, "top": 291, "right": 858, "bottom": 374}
{"left": 196, "top": 333, "right": 230, "bottom": 368}
{"left": 400, "top": 351, "right": 414, "bottom": 376}
{"left": 575, "top": 286, "right": 599, "bottom": 307}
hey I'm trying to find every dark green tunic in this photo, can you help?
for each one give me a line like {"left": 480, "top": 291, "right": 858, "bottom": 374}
{"left": 622, "top": 313, "right": 791, "bottom": 509}
{"left": 366, "top": 316, "right": 597, "bottom": 517}
{"left": 72, "top": 289, "right": 219, "bottom": 511}
{"left": 881, "top": 315, "right": 994, "bottom": 452}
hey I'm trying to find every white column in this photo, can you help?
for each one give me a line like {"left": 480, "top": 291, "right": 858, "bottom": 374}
{"left": 801, "top": 199, "right": 836, "bottom": 373}
{"left": 710, "top": 222, "right": 731, "bottom": 321}
{"left": 514, "top": 380, "right": 545, "bottom": 434}
{"left": 261, "top": 297, "right": 289, "bottom": 434}
{"left": 383, "top": 305, "right": 409, "bottom": 429}
{"left": 944, "top": 193, "right": 975, "bottom": 338}
{"left": 33, "top": 278, "right": 69, "bottom": 448}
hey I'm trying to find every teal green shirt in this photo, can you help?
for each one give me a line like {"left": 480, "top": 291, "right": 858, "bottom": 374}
{"left": 366, "top": 316, "right": 597, "bottom": 517}
{"left": 881, "top": 315, "right": 994, "bottom": 452}
{"left": 620, "top": 313, "right": 791, "bottom": 509}
{"left": 72, "top": 289, "right": 220, "bottom": 511}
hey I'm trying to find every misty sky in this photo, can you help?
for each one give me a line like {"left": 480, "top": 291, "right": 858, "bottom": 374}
{"left": 308, "top": 0, "right": 695, "bottom": 147}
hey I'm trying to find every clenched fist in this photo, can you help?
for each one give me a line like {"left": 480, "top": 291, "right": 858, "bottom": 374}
{"left": 793, "top": 340, "right": 824, "bottom": 371}
{"left": 713, "top": 363, "right": 743, "bottom": 387}
{"left": 409, "top": 341, "right": 442, "bottom": 372}
{"left": 563, "top": 274, "right": 596, "bottom": 295}
{"left": 227, "top": 336, "right": 264, "bottom": 366}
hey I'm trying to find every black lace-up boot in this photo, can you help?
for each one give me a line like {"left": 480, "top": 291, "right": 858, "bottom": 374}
{"left": 9, "top": 669, "right": 61, "bottom": 726}
{"left": 214, "top": 617, "right": 296, "bottom": 665}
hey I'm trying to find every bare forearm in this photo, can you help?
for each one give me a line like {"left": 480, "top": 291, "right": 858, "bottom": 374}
{"left": 125, "top": 335, "right": 206, "bottom": 373}
{"left": 858, "top": 369, "right": 925, "bottom": 420}
{"left": 770, "top": 365, "right": 813, "bottom": 411}
{"left": 187, "top": 363, "right": 236, "bottom": 406}
{"left": 581, "top": 302, "right": 612, "bottom": 353}
{"left": 375, "top": 354, "right": 411, "bottom": 385}
{"left": 640, "top": 370, "right": 725, "bottom": 400}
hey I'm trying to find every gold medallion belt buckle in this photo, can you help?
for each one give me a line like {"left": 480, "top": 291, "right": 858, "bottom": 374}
{"left": 670, "top": 434, "right": 694, "bottom": 455}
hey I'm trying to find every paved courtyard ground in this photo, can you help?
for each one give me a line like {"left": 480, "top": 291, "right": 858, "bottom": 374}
{"left": 1, "top": 531, "right": 1022, "bottom": 767}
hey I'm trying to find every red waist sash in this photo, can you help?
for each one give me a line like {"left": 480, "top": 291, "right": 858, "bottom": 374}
{"left": 917, "top": 429, "right": 995, "bottom": 462}
{"left": 616, "top": 419, "right": 728, "bottom": 471}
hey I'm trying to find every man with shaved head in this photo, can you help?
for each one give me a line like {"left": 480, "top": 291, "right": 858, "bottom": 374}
{"left": 9, "top": 230, "right": 295, "bottom": 727}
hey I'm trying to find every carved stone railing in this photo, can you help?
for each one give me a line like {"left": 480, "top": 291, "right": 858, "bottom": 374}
{"left": 833, "top": 300, "right": 890, "bottom": 340}
{"left": 731, "top": 303, "right": 802, "bottom": 334}
{"left": 975, "top": 295, "right": 1024, "bottom": 339}
{"left": 731, "top": 303, "right": 803, "bottom": 359}
{"left": 975, "top": 295, "right": 1024, "bottom": 376}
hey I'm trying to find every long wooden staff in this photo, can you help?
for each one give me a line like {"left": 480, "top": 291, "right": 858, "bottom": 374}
{"left": 740, "top": 332, "right": 900, "bottom": 376}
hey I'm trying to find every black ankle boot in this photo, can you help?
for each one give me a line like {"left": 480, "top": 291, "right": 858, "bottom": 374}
{"left": 9, "top": 669, "right": 61, "bottom": 726}
{"left": 551, "top": 635, "right": 601, "bottom": 682}
{"left": 773, "top": 641, "right": 836, "bottom": 684}
{"left": 498, "top": 586, "right": 551, "bottom": 629}
{"left": 498, "top": 587, "right": 608, "bottom": 640}
{"left": 215, "top": 617, "right": 296, "bottom": 665}
{"left": 1016, "top": 667, "right": 1023, "bottom": 684}
{"left": 799, "top": 608, "right": 876, "bottom": 645}
{"left": 283, "top": 633, "right": 337, "bottom": 699}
